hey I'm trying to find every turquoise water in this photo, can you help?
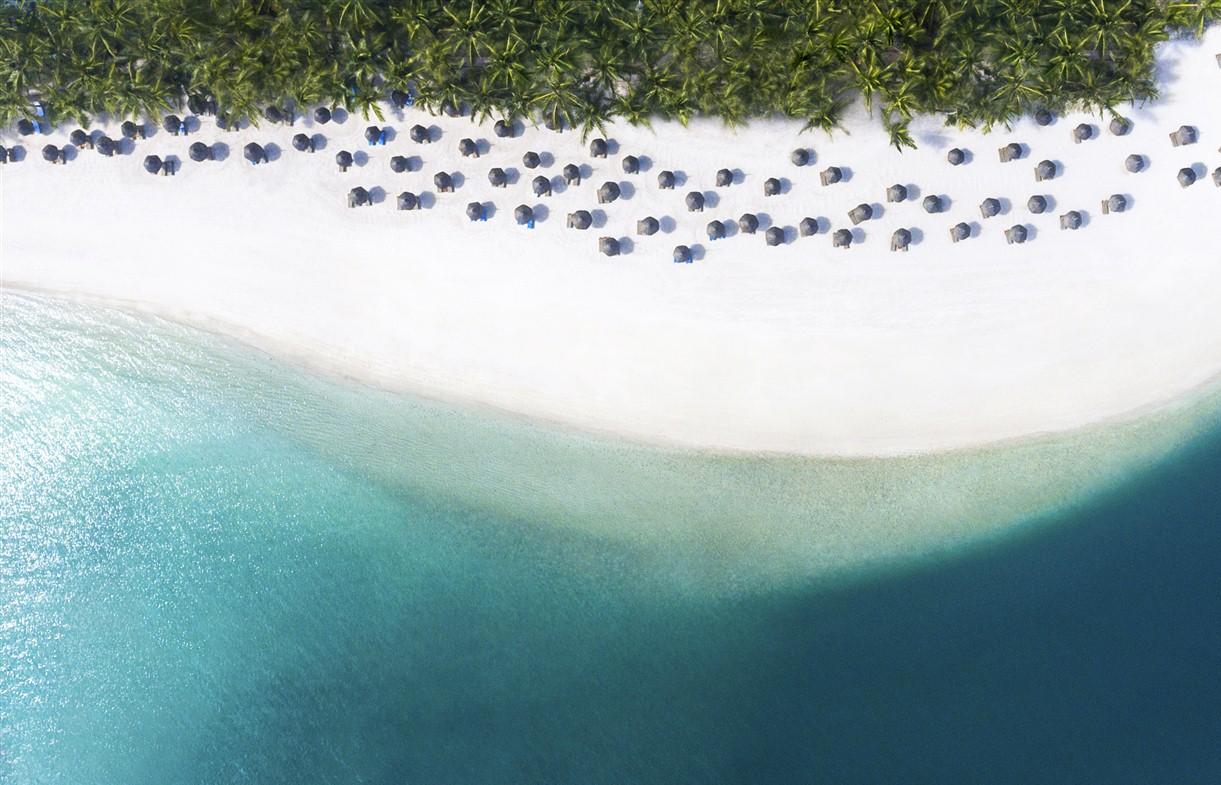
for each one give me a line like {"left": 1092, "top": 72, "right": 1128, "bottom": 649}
{"left": 3, "top": 292, "right": 1221, "bottom": 783}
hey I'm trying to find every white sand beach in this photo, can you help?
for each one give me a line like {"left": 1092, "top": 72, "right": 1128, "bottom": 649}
{"left": 2, "top": 30, "right": 1219, "bottom": 456}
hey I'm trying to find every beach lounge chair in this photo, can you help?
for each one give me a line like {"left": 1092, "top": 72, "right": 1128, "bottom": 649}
{"left": 890, "top": 229, "right": 911, "bottom": 252}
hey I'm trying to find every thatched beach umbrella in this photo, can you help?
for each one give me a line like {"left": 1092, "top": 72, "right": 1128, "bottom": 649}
{"left": 1060, "top": 210, "right": 1082, "bottom": 230}
{"left": 522, "top": 151, "right": 540, "bottom": 169}
{"left": 434, "top": 171, "right": 454, "bottom": 192}
{"left": 243, "top": 142, "right": 267, "bottom": 164}
{"left": 568, "top": 210, "right": 592, "bottom": 230}
{"left": 532, "top": 175, "right": 552, "bottom": 196}
{"left": 707, "top": 220, "right": 726, "bottom": 240}
{"left": 848, "top": 203, "right": 873, "bottom": 225}
{"left": 69, "top": 129, "right": 89, "bottom": 148}
{"left": 738, "top": 213, "right": 758, "bottom": 234}
{"left": 563, "top": 164, "right": 580, "bottom": 185}
{"left": 1035, "top": 109, "right": 1054, "bottom": 126}
{"left": 886, "top": 184, "right": 907, "bottom": 203}
{"left": 465, "top": 201, "right": 483, "bottom": 221}
{"left": 189, "top": 142, "right": 212, "bottom": 162}
{"left": 459, "top": 138, "right": 478, "bottom": 158}
{"left": 1177, "top": 167, "right": 1197, "bottom": 188}
{"left": 657, "top": 170, "right": 675, "bottom": 189}
{"left": 1102, "top": 194, "right": 1127, "bottom": 214}
{"left": 390, "top": 155, "right": 410, "bottom": 173}
{"left": 397, "top": 191, "right": 419, "bottom": 210}
{"left": 598, "top": 181, "right": 620, "bottom": 204}
{"left": 979, "top": 197, "right": 1001, "bottom": 218}
{"left": 488, "top": 167, "right": 507, "bottom": 187}
{"left": 1213, "top": 166, "right": 1221, "bottom": 187}
{"left": 922, "top": 195, "right": 943, "bottom": 214}
{"left": 717, "top": 168, "right": 733, "bottom": 187}
{"left": 348, "top": 186, "right": 369, "bottom": 207}
{"left": 391, "top": 89, "right": 409, "bottom": 109}
{"left": 292, "top": 133, "right": 314, "bottom": 153}
{"left": 142, "top": 154, "right": 162, "bottom": 174}
{"left": 832, "top": 229, "right": 852, "bottom": 248}
{"left": 820, "top": 166, "right": 842, "bottom": 186}
{"left": 637, "top": 217, "right": 659, "bottom": 236}
{"left": 947, "top": 147, "right": 966, "bottom": 165}
{"left": 622, "top": 155, "right": 639, "bottom": 174}
{"left": 1035, "top": 159, "right": 1056, "bottom": 182}
{"left": 765, "top": 227, "right": 784, "bottom": 246}
{"left": 685, "top": 191, "right": 704, "bottom": 212}
{"left": 215, "top": 113, "right": 236, "bottom": 132}
{"left": 1072, "top": 123, "right": 1093, "bottom": 143}
{"left": 441, "top": 99, "right": 462, "bottom": 117}
{"left": 599, "top": 237, "right": 620, "bottom": 256}
{"left": 998, "top": 143, "right": 1022, "bottom": 162}
{"left": 263, "top": 105, "right": 284, "bottom": 125}
{"left": 95, "top": 136, "right": 115, "bottom": 156}
{"left": 0, "top": 145, "right": 8, "bottom": 164}
{"left": 673, "top": 245, "right": 692, "bottom": 264}
{"left": 314, "top": 107, "right": 331, "bottom": 124}
{"left": 121, "top": 120, "right": 143, "bottom": 140}
{"left": 1169, "top": 125, "right": 1197, "bottom": 146}
{"left": 493, "top": 119, "right": 513, "bottom": 138}
{"left": 1124, "top": 154, "right": 1145, "bottom": 173}
{"left": 590, "top": 138, "right": 608, "bottom": 158}
{"left": 515, "top": 204, "right": 534, "bottom": 225}
{"left": 1109, "top": 117, "right": 1132, "bottom": 136}
{"left": 543, "top": 115, "right": 564, "bottom": 133}
{"left": 364, "top": 125, "right": 382, "bottom": 145}
{"left": 410, "top": 124, "right": 430, "bottom": 143}
{"left": 41, "top": 144, "right": 62, "bottom": 163}
{"left": 1005, "top": 225, "right": 1028, "bottom": 245}
{"left": 336, "top": 150, "right": 353, "bottom": 171}
{"left": 163, "top": 114, "right": 184, "bottom": 135}
{"left": 1027, "top": 195, "right": 1048, "bottom": 214}
{"left": 950, "top": 222, "right": 971, "bottom": 242}
{"left": 763, "top": 177, "right": 781, "bottom": 196}
{"left": 799, "top": 217, "right": 819, "bottom": 237}
{"left": 791, "top": 148, "right": 809, "bottom": 166}
{"left": 891, "top": 228, "right": 912, "bottom": 252}
{"left": 16, "top": 119, "right": 35, "bottom": 135}
{"left": 187, "top": 94, "right": 215, "bottom": 115}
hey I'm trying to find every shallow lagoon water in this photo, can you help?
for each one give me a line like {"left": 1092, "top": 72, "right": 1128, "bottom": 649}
{"left": 3, "top": 291, "right": 1221, "bottom": 783}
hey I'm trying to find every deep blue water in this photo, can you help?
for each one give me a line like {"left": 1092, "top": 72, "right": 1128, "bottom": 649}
{"left": 3, "top": 292, "right": 1220, "bottom": 784}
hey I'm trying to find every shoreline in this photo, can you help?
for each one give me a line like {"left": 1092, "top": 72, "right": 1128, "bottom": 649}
{"left": 3, "top": 31, "right": 1219, "bottom": 458}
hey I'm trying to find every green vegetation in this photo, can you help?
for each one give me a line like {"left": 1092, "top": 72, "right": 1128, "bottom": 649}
{"left": 1, "top": 0, "right": 1218, "bottom": 148}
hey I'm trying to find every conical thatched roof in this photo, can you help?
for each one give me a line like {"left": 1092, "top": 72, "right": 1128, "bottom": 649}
{"left": 1213, "top": 167, "right": 1221, "bottom": 187}
{"left": 514, "top": 204, "right": 534, "bottom": 224}
{"left": 465, "top": 201, "right": 483, "bottom": 220}
{"left": 390, "top": 89, "right": 409, "bottom": 109}
{"left": 657, "top": 170, "right": 675, "bottom": 189}
{"left": 364, "top": 126, "right": 381, "bottom": 143}
{"left": 1109, "top": 117, "right": 1132, "bottom": 136}
{"left": 348, "top": 186, "right": 369, "bottom": 205}
{"left": 947, "top": 147, "right": 966, "bottom": 165}
{"left": 69, "top": 129, "right": 88, "bottom": 147}
{"left": 1035, "top": 159, "right": 1056, "bottom": 180}
{"left": 568, "top": 210, "right": 592, "bottom": 230}
{"left": 716, "top": 168, "right": 733, "bottom": 187}
{"left": 1060, "top": 210, "right": 1082, "bottom": 229}
{"left": 390, "top": 155, "right": 409, "bottom": 173}
{"left": 189, "top": 142, "right": 211, "bottom": 162}
{"left": 673, "top": 245, "right": 692, "bottom": 263}
{"left": 142, "top": 154, "right": 161, "bottom": 174}
{"left": 292, "top": 133, "right": 312, "bottom": 152}
{"left": 314, "top": 107, "right": 331, "bottom": 124}
{"left": 41, "top": 144, "right": 60, "bottom": 162}
{"left": 1035, "top": 109, "right": 1053, "bottom": 126}
{"left": 763, "top": 177, "right": 781, "bottom": 196}
{"left": 1106, "top": 194, "right": 1127, "bottom": 212}
{"left": 622, "top": 155, "right": 639, "bottom": 174}
{"left": 891, "top": 228, "right": 912, "bottom": 250}
{"left": 706, "top": 220, "right": 725, "bottom": 240}
{"left": 243, "top": 142, "right": 266, "bottom": 164}
{"left": 162, "top": 114, "right": 181, "bottom": 133}
{"left": 563, "top": 164, "right": 580, "bottom": 183}
{"left": 886, "top": 184, "right": 907, "bottom": 202}
{"left": 410, "top": 124, "right": 430, "bottom": 143}
{"left": 488, "top": 167, "right": 506, "bottom": 186}
{"left": 522, "top": 151, "right": 540, "bottom": 169}
{"left": 458, "top": 138, "right": 477, "bottom": 157}
{"left": 1005, "top": 225, "right": 1028, "bottom": 244}
{"left": 397, "top": 191, "right": 418, "bottom": 210}
{"left": 637, "top": 217, "right": 659, "bottom": 235}
{"left": 1170, "top": 125, "right": 1197, "bottom": 146}
{"left": 120, "top": 121, "right": 140, "bottom": 139}
{"left": 848, "top": 203, "right": 873, "bottom": 224}
{"left": 95, "top": 136, "right": 115, "bottom": 156}
{"left": 1073, "top": 123, "right": 1093, "bottom": 142}
{"left": 1001, "top": 142, "right": 1022, "bottom": 161}
{"left": 16, "top": 119, "right": 35, "bottom": 135}
{"left": 1027, "top": 195, "right": 1047, "bottom": 213}
{"left": 599, "top": 237, "right": 620, "bottom": 256}
{"left": 598, "top": 181, "right": 620, "bottom": 203}
{"left": 923, "top": 195, "right": 943, "bottom": 213}
{"left": 832, "top": 228, "right": 852, "bottom": 248}
{"left": 532, "top": 175, "right": 551, "bottom": 196}
{"left": 950, "top": 222, "right": 971, "bottom": 241}
{"left": 738, "top": 213, "right": 758, "bottom": 234}
{"left": 1124, "top": 154, "right": 1145, "bottom": 173}
{"left": 590, "top": 138, "right": 608, "bottom": 157}
{"left": 335, "top": 150, "right": 353, "bottom": 169}
{"left": 263, "top": 105, "right": 284, "bottom": 124}
{"left": 434, "top": 171, "right": 453, "bottom": 190}
{"left": 980, "top": 197, "right": 1001, "bottom": 218}
{"left": 820, "top": 166, "right": 842, "bottom": 185}
{"left": 790, "top": 148, "right": 809, "bottom": 166}
{"left": 799, "top": 217, "right": 819, "bottom": 236}
{"left": 765, "top": 227, "right": 784, "bottom": 246}
{"left": 1178, "top": 167, "right": 1197, "bottom": 187}
{"left": 493, "top": 119, "right": 512, "bottom": 138}
{"left": 685, "top": 191, "right": 704, "bottom": 211}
